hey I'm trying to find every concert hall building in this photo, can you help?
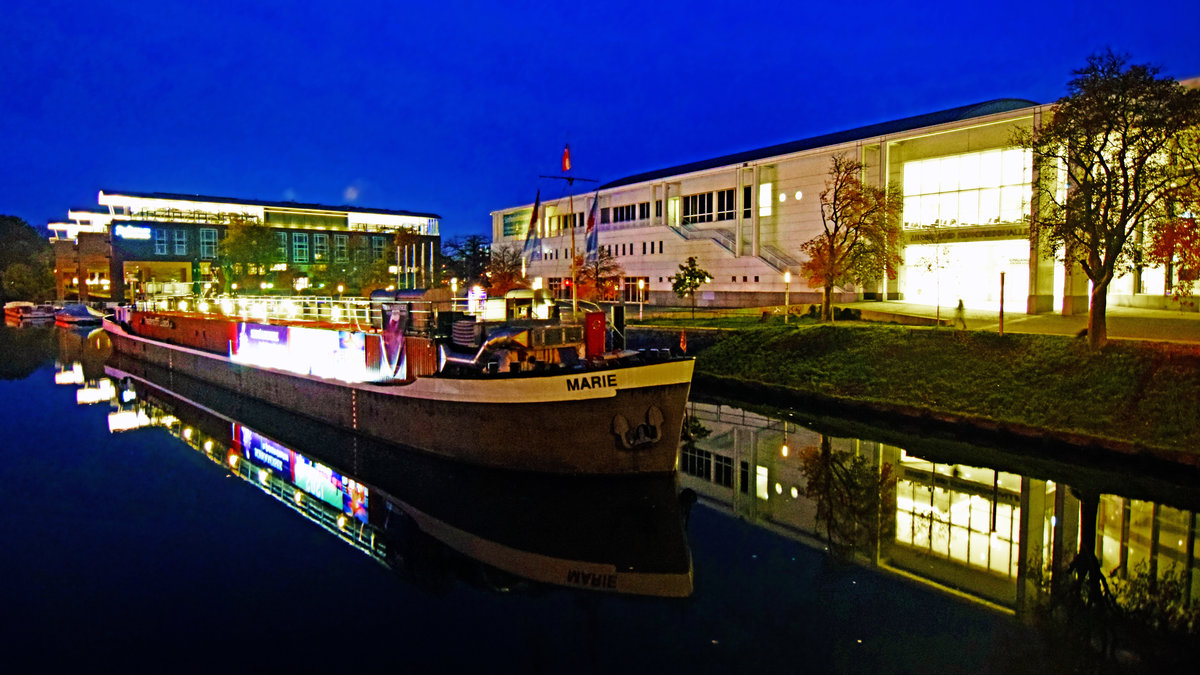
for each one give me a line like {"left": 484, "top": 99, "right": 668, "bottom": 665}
{"left": 491, "top": 84, "right": 1199, "bottom": 315}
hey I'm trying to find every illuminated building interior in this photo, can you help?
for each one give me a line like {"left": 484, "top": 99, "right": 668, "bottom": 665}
{"left": 494, "top": 94, "right": 1195, "bottom": 315}
{"left": 680, "top": 401, "right": 1199, "bottom": 611}
{"left": 50, "top": 190, "right": 440, "bottom": 303}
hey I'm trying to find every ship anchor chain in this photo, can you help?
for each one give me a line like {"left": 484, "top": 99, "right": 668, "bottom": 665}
{"left": 611, "top": 405, "right": 664, "bottom": 451}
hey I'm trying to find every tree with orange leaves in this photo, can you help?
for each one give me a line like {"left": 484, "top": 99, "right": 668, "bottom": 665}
{"left": 574, "top": 247, "right": 624, "bottom": 301}
{"left": 799, "top": 155, "right": 902, "bottom": 322}
{"left": 1146, "top": 184, "right": 1200, "bottom": 302}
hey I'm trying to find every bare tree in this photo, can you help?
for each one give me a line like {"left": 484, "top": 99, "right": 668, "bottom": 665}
{"left": 484, "top": 243, "right": 526, "bottom": 296}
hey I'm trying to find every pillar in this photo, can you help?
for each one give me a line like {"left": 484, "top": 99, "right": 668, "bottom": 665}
{"left": 1061, "top": 242, "right": 1090, "bottom": 316}
{"left": 1027, "top": 122, "right": 1056, "bottom": 314}
{"left": 1051, "top": 486, "right": 1079, "bottom": 588}
{"left": 1016, "top": 477, "right": 1048, "bottom": 616}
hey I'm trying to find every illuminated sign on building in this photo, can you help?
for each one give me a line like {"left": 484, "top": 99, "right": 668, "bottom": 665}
{"left": 114, "top": 225, "right": 153, "bottom": 240}
{"left": 502, "top": 209, "right": 532, "bottom": 237}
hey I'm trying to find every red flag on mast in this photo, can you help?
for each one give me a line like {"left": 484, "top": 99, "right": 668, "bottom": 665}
{"left": 561, "top": 144, "right": 571, "bottom": 172}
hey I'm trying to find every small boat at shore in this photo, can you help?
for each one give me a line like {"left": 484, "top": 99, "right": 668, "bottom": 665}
{"left": 103, "top": 289, "right": 694, "bottom": 475}
{"left": 55, "top": 303, "right": 105, "bottom": 326}
{"left": 4, "top": 301, "right": 56, "bottom": 324}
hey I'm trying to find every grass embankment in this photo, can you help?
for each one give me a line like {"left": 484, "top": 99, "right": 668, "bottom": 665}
{"left": 693, "top": 324, "right": 1200, "bottom": 458}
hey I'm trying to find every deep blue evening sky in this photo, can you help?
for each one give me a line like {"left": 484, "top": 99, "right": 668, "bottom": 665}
{"left": 3, "top": 1, "right": 1199, "bottom": 240}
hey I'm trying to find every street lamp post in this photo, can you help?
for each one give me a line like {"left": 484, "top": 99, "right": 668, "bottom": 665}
{"left": 637, "top": 279, "right": 645, "bottom": 320}
{"left": 783, "top": 271, "right": 791, "bottom": 323}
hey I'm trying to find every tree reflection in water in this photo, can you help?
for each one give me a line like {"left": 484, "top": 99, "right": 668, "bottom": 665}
{"left": 799, "top": 435, "right": 896, "bottom": 562}
{"left": 0, "top": 323, "right": 56, "bottom": 380}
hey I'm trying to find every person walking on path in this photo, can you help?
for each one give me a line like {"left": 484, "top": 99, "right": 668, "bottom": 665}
{"left": 954, "top": 299, "right": 967, "bottom": 329}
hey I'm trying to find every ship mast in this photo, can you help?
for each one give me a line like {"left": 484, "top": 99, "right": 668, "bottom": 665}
{"left": 539, "top": 172, "right": 597, "bottom": 315}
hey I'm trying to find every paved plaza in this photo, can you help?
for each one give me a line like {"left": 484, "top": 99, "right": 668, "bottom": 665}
{"left": 843, "top": 299, "right": 1200, "bottom": 344}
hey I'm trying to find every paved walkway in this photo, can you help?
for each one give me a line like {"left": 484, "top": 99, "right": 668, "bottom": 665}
{"left": 841, "top": 299, "right": 1200, "bottom": 343}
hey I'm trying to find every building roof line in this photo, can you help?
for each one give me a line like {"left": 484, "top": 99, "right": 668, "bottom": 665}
{"left": 98, "top": 189, "right": 441, "bottom": 220}
{"left": 600, "top": 98, "right": 1040, "bottom": 190}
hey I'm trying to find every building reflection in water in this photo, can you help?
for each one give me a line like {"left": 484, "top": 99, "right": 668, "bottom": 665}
{"left": 680, "top": 400, "right": 1200, "bottom": 613}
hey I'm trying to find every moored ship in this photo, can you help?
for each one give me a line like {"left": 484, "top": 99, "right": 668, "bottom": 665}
{"left": 102, "top": 290, "right": 693, "bottom": 475}
{"left": 102, "top": 356, "right": 693, "bottom": 597}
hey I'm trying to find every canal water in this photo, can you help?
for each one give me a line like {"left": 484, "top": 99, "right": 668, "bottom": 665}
{"left": 2, "top": 323, "right": 1197, "bottom": 672}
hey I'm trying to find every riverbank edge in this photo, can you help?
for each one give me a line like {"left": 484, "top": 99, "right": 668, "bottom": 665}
{"left": 692, "top": 370, "right": 1200, "bottom": 471}
{"left": 625, "top": 325, "right": 1200, "bottom": 471}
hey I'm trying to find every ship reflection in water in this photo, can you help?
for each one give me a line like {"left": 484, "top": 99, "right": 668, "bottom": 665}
{"left": 91, "top": 350, "right": 693, "bottom": 598}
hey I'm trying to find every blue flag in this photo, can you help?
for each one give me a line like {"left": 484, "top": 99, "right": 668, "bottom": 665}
{"left": 585, "top": 190, "right": 599, "bottom": 263}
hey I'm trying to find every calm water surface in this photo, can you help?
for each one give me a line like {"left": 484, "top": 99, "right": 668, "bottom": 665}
{"left": 2, "top": 323, "right": 1196, "bottom": 672}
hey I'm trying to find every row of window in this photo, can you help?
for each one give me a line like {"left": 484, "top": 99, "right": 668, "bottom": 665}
{"left": 539, "top": 240, "right": 667, "bottom": 261}
{"left": 542, "top": 186, "right": 759, "bottom": 233}
{"left": 610, "top": 202, "right": 652, "bottom": 223}
{"left": 608, "top": 240, "right": 665, "bottom": 257}
{"left": 283, "top": 232, "right": 387, "bottom": 263}
{"left": 155, "top": 228, "right": 219, "bottom": 258}
{"left": 682, "top": 187, "right": 753, "bottom": 224}
{"left": 149, "top": 228, "right": 390, "bottom": 264}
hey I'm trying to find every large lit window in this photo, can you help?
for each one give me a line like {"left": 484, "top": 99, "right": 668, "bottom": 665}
{"left": 371, "top": 236, "right": 385, "bottom": 261}
{"left": 155, "top": 229, "right": 168, "bottom": 255}
{"left": 893, "top": 455, "right": 1022, "bottom": 578}
{"left": 313, "top": 233, "right": 328, "bottom": 262}
{"left": 276, "top": 232, "right": 288, "bottom": 262}
{"left": 758, "top": 183, "right": 772, "bottom": 217}
{"left": 292, "top": 233, "right": 309, "bottom": 263}
{"left": 903, "top": 148, "right": 1031, "bottom": 229}
{"left": 174, "top": 230, "right": 188, "bottom": 255}
{"left": 199, "top": 228, "right": 217, "bottom": 259}
{"left": 334, "top": 234, "right": 349, "bottom": 263}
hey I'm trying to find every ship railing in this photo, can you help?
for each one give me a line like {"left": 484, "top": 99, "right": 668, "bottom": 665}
{"left": 131, "top": 294, "right": 377, "bottom": 330}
